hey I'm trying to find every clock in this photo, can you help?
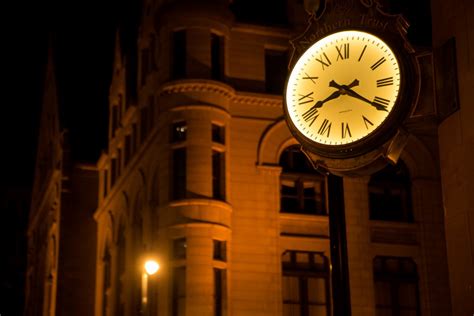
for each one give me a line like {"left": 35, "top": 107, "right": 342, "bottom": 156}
{"left": 284, "top": 30, "right": 406, "bottom": 158}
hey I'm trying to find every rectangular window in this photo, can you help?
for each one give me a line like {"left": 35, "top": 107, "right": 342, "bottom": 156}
{"left": 172, "top": 30, "right": 187, "bottom": 79}
{"left": 148, "top": 95, "right": 155, "bottom": 132}
{"left": 214, "top": 268, "right": 226, "bottom": 316}
{"left": 111, "top": 106, "right": 119, "bottom": 137}
{"left": 140, "top": 106, "right": 149, "bottom": 143}
{"left": 282, "top": 251, "right": 330, "bottom": 316}
{"left": 132, "top": 123, "right": 138, "bottom": 152}
{"left": 172, "top": 148, "right": 186, "bottom": 200}
{"left": 213, "top": 240, "right": 226, "bottom": 261}
{"left": 211, "top": 33, "right": 224, "bottom": 80}
{"left": 281, "top": 178, "right": 326, "bottom": 215}
{"left": 212, "top": 150, "right": 225, "bottom": 200}
{"left": 172, "top": 267, "right": 186, "bottom": 316}
{"left": 116, "top": 149, "right": 122, "bottom": 179}
{"left": 173, "top": 238, "right": 187, "bottom": 259}
{"left": 373, "top": 257, "right": 420, "bottom": 316}
{"left": 171, "top": 121, "right": 187, "bottom": 143}
{"left": 111, "top": 158, "right": 117, "bottom": 186}
{"left": 102, "top": 251, "right": 111, "bottom": 316}
{"left": 212, "top": 123, "right": 225, "bottom": 144}
{"left": 124, "top": 134, "right": 132, "bottom": 165}
{"left": 103, "top": 170, "right": 108, "bottom": 198}
{"left": 141, "top": 48, "right": 150, "bottom": 86}
{"left": 265, "top": 49, "right": 288, "bottom": 94}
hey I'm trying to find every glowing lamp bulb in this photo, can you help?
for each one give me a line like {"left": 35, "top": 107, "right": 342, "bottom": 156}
{"left": 144, "top": 260, "right": 160, "bottom": 275}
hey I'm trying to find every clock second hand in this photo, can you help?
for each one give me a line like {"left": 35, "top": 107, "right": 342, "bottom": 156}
{"left": 330, "top": 80, "right": 388, "bottom": 112}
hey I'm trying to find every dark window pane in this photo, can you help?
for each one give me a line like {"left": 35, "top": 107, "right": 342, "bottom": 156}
{"left": 172, "top": 148, "right": 186, "bottom": 200}
{"left": 172, "top": 267, "right": 186, "bottom": 316}
{"left": 282, "top": 252, "right": 330, "bottom": 316}
{"left": 124, "top": 134, "right": 132, "bottom": 165}
{"left": 265, "top": 50, "right": 288, "bottom": 94}
{"left": 230, "top": 0, "right": 288, "bottom": 26}
{"left": 212, "top": 150, "right": 225, "bottom": 200}
{"left": 213, "top": 240, "right": 226, "bottom": 261}
{"left": 211, "top": 33, "right": 224, "bottom": 80}
{"left": 171, "top": 121, "right": 187, "bottom": 143}
{"left": 141, "top": 48, "right": 150, "bottom": 85}
{"left": 172, "top": 30, "right": 186, "bottom": 79}
{"left": 373, "top": 256, "right": 420, "bottom": 316}
{"left": 173, "top": 238, "right": 187, "bottom": 259}
{"left": 111, "top": 158, "right": 117, "bottom": 186}
{"left": 214, "top": 268, "right": 226, "bottom": 316}
{"left": 111, "top": 106, "right": 118, "bottom": 137}
{"left": 212, "top": 124, "right": 225, "bottom": 144}
{"left": 369, "top": 161, "right": 413, "bottom": 222}
{"left": 140, "top": 106, "right": 149, "bottom": 143}
{"left": 103, "top": 170, "right": 108, "bottom": 197}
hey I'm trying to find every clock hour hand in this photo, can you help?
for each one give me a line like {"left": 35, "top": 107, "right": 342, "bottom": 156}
{"left": 330, "top": 80, "right": 388, "bottom": 112}
{"left": 302, "top": 90, "right": 342, "bottom": 122}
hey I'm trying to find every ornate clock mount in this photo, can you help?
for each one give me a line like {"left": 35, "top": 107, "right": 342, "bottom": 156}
{"left": 284, "top": 0, "right": 420, "bottom": 176}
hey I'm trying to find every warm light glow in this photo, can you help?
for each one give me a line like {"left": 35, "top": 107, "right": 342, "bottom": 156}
{"left": 144, "top": 260, "right": 160, "bottom": 275}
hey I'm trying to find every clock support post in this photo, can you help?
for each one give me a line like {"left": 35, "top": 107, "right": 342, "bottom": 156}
{"left": 327, "top": 173, "right": 352, "bottom": 315}
{"left": 284, "top": 1, "right": 419, "bottom": 314}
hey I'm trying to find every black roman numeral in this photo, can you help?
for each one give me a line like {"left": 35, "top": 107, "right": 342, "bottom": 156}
{"left": 302, "top": 108, "right": 319, "bottom": 127}
{"left": 362, "top": 115, "right": 374, "bottom": 129}
{"left": 316, "top": 52, "right": 331, "bottom": 70}
{"left": 336, "top": 43, "right": 349, "bottom": 60}
{"left": 358, "top": 45, "right": 367, "bottom": 62}
{"left": 298, "top": 92, "right": 314, "bottom": 105}
{"left": 341, "top": 122, "right": 351, "bottom": 138}
{"left": 376, "top": 77, "right": 393, "bottom": 87}
{"left": 371, "top": 96, "right": 390, "bottom": 111}
{"left": 318, "top": 119, "right": 332, "bottom": 137}
{"left": 302, "top": 72, "right": 318, "bottom": 84}
{"left": 371, "top": 57, "right": 386, "bottom": 70}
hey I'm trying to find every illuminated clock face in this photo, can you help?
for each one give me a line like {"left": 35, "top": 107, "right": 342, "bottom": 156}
{"left": 285, "top": 30, "right": 401, "bottom": 146}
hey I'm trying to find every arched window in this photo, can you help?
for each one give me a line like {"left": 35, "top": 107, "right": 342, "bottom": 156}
{"left": 373, "top": 256, "right": 420, "bottom": 315}
{"left": 102, "top": 245, "right": 111, "bottom": 316}
{"left": 279, "top": 146, "right": 326, "bottom": 215}
{"left": 116, "top": 225, "right": 126, "bottom": 316}
{"left": 368, "top": 161, "right": 413, "bottom": 222}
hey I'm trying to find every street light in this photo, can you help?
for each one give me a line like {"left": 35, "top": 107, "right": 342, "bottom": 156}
{"left": 142, "top": 259, "right": 160, "bottom": 315}
{"left": 145, "top": 260, "right": 160, "bottom": 275}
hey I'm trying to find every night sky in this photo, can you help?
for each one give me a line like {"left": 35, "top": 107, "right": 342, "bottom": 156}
{"left": 2, "top": 0, "right": 140, "bottom": 188}
{"left": 1, "top": 1, "right": 138, "bottom": 313}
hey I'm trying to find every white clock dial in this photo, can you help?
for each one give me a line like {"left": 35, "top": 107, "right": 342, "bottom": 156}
{"left": 285, "top": 30, "right": 401, "bottom": 146}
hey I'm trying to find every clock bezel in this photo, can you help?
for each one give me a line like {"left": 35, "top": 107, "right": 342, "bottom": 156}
{"left": 283, "top": 27, "right": 417, "bottom": 159}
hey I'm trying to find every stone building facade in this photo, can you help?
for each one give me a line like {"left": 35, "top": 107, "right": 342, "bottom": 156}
{"left": 26, "top": 0, "right": 473, "bottom": 315}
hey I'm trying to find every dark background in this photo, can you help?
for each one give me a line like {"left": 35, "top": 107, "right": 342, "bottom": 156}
{"left": 0, "top": 0, "right": 431, "bottom": 314}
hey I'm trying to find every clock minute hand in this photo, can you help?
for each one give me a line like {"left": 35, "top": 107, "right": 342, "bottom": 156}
{"left": 330, "top": 80, "right": 388, "bottom": 112}
{"left": 345, "top": 89, "right": 388, "bottom": 111}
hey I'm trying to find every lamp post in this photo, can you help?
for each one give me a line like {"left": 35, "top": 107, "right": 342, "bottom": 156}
{"left": 142, "top": 259, "right": 160, "bottom": 315}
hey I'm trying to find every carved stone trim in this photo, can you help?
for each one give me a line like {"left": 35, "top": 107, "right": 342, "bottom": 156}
{"left": 233, "top": 92, "right": 283, "bottom": 108}
{"left": 159, "top": 80, "right": 235, "bottom": 98}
